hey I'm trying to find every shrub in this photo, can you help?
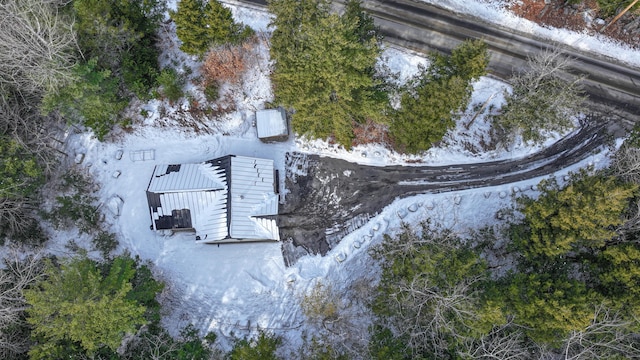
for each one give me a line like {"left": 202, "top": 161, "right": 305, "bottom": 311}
{"left": 92, "top": 231, "right": 119, "bottom": 259}
{"left": 300, "top": 281, "right": 340, "bottom": 326}
{"left": 44, "top": 169, "right": 100, "bottom": 234}
{"left": 156, "top": 69, "right": 185, "bottom": 103}
{"left": 203, "top": 83, "right": 219, "bottom": 102}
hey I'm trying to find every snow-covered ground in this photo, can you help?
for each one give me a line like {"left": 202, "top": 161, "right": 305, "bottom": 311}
{"left": 28, "top": 0, "right": 637, "bottom": 354}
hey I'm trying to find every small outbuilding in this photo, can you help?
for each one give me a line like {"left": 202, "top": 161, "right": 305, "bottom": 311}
{"left": 146, "top": 155, "right": 280, "bottom": 243}
{"left": 256, "top": 108, "right": 288, "bottom": 142}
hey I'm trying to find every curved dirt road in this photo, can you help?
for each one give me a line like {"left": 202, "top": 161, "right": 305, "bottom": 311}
{"left": 279, "top": 121, "right": 611, "bottom": 265}
{"left": 225, "top": 0, "right": 637, "bottom": 263}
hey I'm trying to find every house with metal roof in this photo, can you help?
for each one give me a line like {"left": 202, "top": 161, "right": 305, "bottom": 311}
{"left": 146, "top": 155, "right": 280, "bottom": 243}
{"left": 256, "top": 108, "right": 288, "bottom": 142}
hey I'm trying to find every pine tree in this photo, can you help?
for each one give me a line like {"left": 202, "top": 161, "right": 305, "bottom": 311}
{"left": 269, "top": 0, "right": 385, "bottom": 147}
{"left": 502, "top": 272, "right": 596, "bottom": 344}
{"left": 24, "top": 256, "right": 147, "bottom": 358}
{"left": 390, "top": 40, "right": 488, "bottom": 153}
{"left": 516, "top": 171, "right": 636, "bottom": 259}
{"left": 171, "top": 0, "right": 210, "bottom": 56}
{"left": 172, "top": 0, "right": 252, "bottom": 56}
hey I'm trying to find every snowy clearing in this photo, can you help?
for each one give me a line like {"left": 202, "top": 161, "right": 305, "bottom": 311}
{"left": 21, "top": 0, "right": 636, "bottom": 353}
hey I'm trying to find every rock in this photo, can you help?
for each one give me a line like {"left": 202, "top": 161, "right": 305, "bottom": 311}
{"left": 106, "top": 195, "right": 124, "bottom": 217}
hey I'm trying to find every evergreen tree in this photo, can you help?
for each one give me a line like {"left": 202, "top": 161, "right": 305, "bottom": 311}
{"left": 343, "top": 0, "right": 380, "bottom": 45}
{"left": 24, "top": 256, "right": 148, "bottom": 359}
{"left": 0, "top": 137, "right": 43, "bottom": 198}
{"left": 228, "top": 332, "right": 282, "bottom": 360}
{"left": 171, "top": 0, "right": 253, "bottom": 57}
{"left": 171, "top": 0, "right": 210, "bottom": 56}
{"left": 391, "top": 76, "right": 468, "bottom": 153}
{"left": 500, "top": 272, "right": 597, "bottom": 344}
{"left": 42, "top": 59, "right": 128, "bottom": 140}
{"left": 269, "top": 0, "right": 386, "bottom": 147}
{"left": 596, "top": 243, "right": 640, "bottom": 305}
{"left": 73, "top": 0, "right": 163, "bottom": 83}
{"left": 514, "top": 170, "right": 636, "bottom": 259}
{"left": 204, "top": 0, "right": 252, "bottom": 45}
{"left": 390, "top": 40, "right": 488, "bottom": 153}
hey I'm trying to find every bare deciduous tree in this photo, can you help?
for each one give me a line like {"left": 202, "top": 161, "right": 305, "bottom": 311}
{"left": 0, "top": 92, "right": 65, "bottom": 173}
{"left": 393, "top": 273, "right": 483, "bottom": 357}
{"left": 610, "top": 142, "right": 640, "bottom": 236}
{"left": 0, "top": 249, "right": 44, "bottom": 359}
{"left": 371, "top": 223, "right": 487, "bottom": 358}
{"left": 0, "top": 0, "right": 77, "bottom": 95}
{"left": 556, "top": 305, "right": 640, "bottom": 360}
{"left": 0, "top": 195, "right": 34, "bottom": 237}
{"left": 493, "top": 48, "right": 586, "bottom": 146}
{"left": 611, "top": 142, "right": 640, "bottom": 184}
{"left": 458, "top": 321, "right": 532, "bottom": 360}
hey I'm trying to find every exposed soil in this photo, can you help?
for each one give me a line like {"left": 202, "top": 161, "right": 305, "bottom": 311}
{"left": 280, "top": 119, "right": 612, "bottom": 265}
{"left": 509, "top": 0, "right": 640, "bottom": 49}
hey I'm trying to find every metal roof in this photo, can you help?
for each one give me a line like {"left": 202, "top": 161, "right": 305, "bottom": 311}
{"left": 148, "top": 163, "right": 225, "bottom": 192}
{"left": 228, "top": 156, "right": 279, "bottom": 241}
{"left": 256, "top": 108, "right": 288, "bottom": 139}
{"left": 147, "top": 156, "right": 279, "bottom": 243}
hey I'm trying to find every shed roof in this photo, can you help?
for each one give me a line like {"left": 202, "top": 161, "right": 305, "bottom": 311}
{"left": 256, "top": 108, "right": 288, "bottom": 139}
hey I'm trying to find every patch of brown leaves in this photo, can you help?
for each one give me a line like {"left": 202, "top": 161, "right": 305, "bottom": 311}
{"left": 201, "top": 37, "right": 260, "bottom": 86}
{"left": 352, "top": 119, "right": 393, "bottom": 148}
